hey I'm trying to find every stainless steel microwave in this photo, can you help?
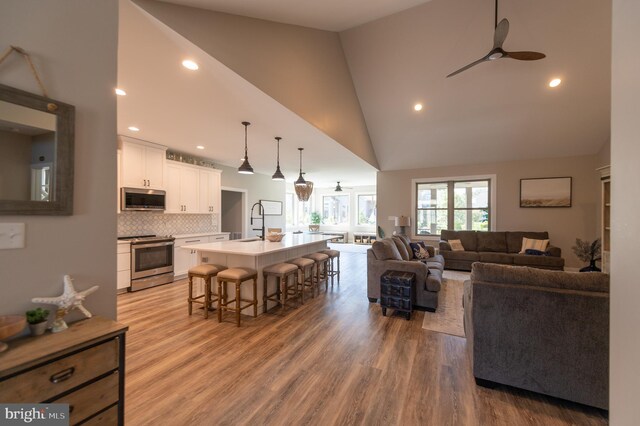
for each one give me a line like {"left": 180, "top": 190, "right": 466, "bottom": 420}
{"left": 121, "top": 187, "right": 166, "bottom": 211}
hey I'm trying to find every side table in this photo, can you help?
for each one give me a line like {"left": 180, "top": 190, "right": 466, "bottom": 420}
{"left": 380, "top": 270, "right": 416, "bottom": 320}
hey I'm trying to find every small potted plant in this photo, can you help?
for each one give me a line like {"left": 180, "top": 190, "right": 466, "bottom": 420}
{"left": 572, "top": 238, "right": 602, "bottom": 272}
{"left": 309, "top": 212, "right": 321, "bottom": 232}
{"left": 26, "top": 308, "right": 49, "bottom": 336}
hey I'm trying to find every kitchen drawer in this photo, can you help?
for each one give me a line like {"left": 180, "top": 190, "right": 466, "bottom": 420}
{"left": 83, "top": 405, "right": 118, "bottom": 426}
{"left": 116, "top": 243, "right": 130, "bottom": 254}
{"left": 209, "top": 235, "right": 228, "bottom": 242}
{"left": 0, "top": 339, "right": 118, "bottom": 403}
{"left": 175, "top": 237, "right": 207, "bottom": 247}
{"left": 52, "top": 372, "right": 118, "bottom": 425}
{"left": 116, "top": 252, "right": 130, "bottom": 272}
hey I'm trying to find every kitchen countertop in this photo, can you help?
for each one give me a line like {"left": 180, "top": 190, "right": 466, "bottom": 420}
{"left": 173, "top": 232, "right": 230, "bottom": 239}
{"left": 183, "top": 234, "right": 334, "bottom": 256}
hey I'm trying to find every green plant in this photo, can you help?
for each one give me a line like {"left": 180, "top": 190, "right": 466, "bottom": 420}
{"left": 310, "top": 211, "right": 321, "bottom": 225}
{"left": 26, "top": 308, "right": 49, "bottom": 325}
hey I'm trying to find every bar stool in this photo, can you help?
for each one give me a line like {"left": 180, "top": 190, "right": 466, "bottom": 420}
{"left": 216, "top": 267, "right": 258, "bottom": 327}
{"left": 320, "top": 249, "right": 340, "bottom": 287}
{"left": 188, "top": 264, "right": 227, "bottom": 319}
{"left": 303, "top": 252, "right": 330, "bottom": 293}
{"left": 263, "top": 263, "right": 300, "bottom": 312}
{"left": 289, "top": 257, "right": 316, "bottom": 302}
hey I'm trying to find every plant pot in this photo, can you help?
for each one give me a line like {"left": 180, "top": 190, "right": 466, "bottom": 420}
{"left": 29, "top": 321, "right": 48, "bottom": 336}
{"left": 579, "top": 260, "right": 601, "bottom": 273}
{"left": 309, "top": 225, "right": 320, "bottom": 232}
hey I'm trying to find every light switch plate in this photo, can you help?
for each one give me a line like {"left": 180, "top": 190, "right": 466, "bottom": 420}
{"left": 0, "top": 223, "right": 25, "bottom": 249}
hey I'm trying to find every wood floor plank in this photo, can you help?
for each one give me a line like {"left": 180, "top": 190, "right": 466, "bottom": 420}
{"left": 118, "top": 249, "right": 608, "bottom": 425}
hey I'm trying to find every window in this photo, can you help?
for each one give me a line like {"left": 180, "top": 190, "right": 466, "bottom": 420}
{"left": 416, "top": 179, "right": 491, "bottom": 235}
{"left": 285, "top": 192, "right": 312, "bottom": 227}
{"left": 357, "top": 194, "right": 376, "bottom": 225}
{"left": 322, "top": 195, "right": 349, "bottom": 225}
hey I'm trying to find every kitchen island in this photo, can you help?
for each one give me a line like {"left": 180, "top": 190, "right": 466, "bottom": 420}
{"left": 183, "top": 234, "right": 336, "bottom": 315}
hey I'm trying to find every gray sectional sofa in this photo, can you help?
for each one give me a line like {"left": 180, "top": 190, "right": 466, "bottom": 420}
{"left": 439, "top": 230, "right": 564, "bottom": 271}
{"left": 464, "top": 263, "right": 609, "bottom": 409}
{"left": 367, "top": 235, "right": 445, "bottom": 311}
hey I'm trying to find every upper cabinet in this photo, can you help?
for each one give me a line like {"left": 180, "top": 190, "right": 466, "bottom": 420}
{"left": 119, "top": 136, "right": 166, "bottom": 190}
{"left": 199, "top": 169, "right": 222, "bottom": 214}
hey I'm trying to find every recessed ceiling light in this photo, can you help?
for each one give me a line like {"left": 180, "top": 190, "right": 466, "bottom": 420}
{"left": 414, "top": 103, "right": 423, "bottom": 111}
{"left": 196, "top": 145, "right": 205, "bottom": 150}
{"left": 182, "top": 60, "right": 199, "bottom": 70}
{"left": 128, "top": 126, "right": 140, "bottom": 132}
{"left": 115, "top": 88, "right": 126, "bottom": 96}
{"left": 549, "top": 78, "right": 562, "bottom": 88}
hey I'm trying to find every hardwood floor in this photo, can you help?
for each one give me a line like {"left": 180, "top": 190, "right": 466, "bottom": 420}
{"left": 117, "top": 249, "right": 607, "bottom": 425}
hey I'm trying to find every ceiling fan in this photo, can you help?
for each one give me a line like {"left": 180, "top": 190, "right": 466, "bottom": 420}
{"left": 446, "top": 0, "right": 546, "bottom": 78}
{"left": 334, "top": 181, "right": 352, "bottom": 192}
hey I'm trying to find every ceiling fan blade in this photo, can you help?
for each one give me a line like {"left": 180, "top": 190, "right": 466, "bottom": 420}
{"left": 493, "top": 18, "right": 509, "bottom": 49}
{"left": 506, "top": 51, "right": 546, "bottom": 61}
{"left": 446, "top": 55, "right": 489, "bottom": 78}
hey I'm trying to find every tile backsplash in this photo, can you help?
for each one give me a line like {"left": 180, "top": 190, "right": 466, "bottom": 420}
{"left": 118, "top": 212, "right": 218, "bottom": 237}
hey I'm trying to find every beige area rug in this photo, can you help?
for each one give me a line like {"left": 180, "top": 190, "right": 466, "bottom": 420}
{"left": 421, "top": 270, "right": 470, "bottom": 338}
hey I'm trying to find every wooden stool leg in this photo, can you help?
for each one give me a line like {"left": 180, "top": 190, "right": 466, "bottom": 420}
{"left": 337, "top": 257, "right": 340, "bottom": 282}
{"left": 325, "top": 260, "right": 329, "bottom": 291}
{"left": 263, "top": 273, "right": 268, "bottom": 314}
{"left": 204, "top": 276, "right": 210, "bottom": 319}
{"left": 253, "top": 277, "right": 258, "bottom": 318}
{"left": 188, "top": 275, "right": 193, "bottom": 315}
{"left": 280, "top": 275, "right": 286, "bottom": 311}
{"left": 217, "top": 280, "right": 223, "bottom": 323}
{"left": 236, "top": 281, "right": 241, "bottom": 327}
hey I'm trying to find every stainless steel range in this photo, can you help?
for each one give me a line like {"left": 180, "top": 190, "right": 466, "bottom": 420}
{"left": 118, "top": 235, "right": 175, "bottom": 291}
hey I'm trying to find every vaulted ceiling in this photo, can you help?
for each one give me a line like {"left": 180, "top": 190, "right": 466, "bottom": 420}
{"left": 119, "top": 0, "right": 611, "bottom": 182}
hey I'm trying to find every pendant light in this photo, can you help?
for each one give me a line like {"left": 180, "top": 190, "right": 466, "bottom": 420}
{"left": 238, "top": 121, "right": 254, "bottom": 174}
{"left": 294, "top": 148, "right": 306, "bottom": 186}
{"left": 271, "top": 137, "right": 285, "bottom": 181}
{"left": 335, "top": 181, "right": 343, "bottom": 192}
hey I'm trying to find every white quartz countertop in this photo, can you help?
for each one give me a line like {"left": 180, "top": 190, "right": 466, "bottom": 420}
{"left": 173, "top": 232, "right": 230, "bottom": 239}
{"left": 183, "top": 234, "right": 334, "bottom": 256}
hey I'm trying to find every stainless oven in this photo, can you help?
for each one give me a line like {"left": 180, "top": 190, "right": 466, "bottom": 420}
{"left": 129, "top": 236, "right": 175, "bottom": 291}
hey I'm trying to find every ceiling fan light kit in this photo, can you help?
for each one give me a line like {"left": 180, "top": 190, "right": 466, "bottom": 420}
{"left": 238, "top": 121, "right": 254, "bottom": 174}
{"left": 446, "top": 0, "right": 546, "bottom": 78}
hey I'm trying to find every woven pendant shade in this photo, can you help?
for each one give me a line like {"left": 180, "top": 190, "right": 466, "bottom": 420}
{"left": 295, "top": 181, "right": 314, "bottom": 201}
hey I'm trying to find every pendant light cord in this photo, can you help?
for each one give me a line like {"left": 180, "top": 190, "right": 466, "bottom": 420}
{"left": 244, "top": 124, "right": 248, "bottom": 159}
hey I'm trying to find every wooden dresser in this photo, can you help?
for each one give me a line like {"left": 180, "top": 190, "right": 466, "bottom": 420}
{"left": 0, "top": 317, "right": 128, "bottom": 425}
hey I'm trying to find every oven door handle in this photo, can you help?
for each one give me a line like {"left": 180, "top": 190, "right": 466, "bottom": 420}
{"left": 133, "top": 242, "right": 175, "bottom": 248}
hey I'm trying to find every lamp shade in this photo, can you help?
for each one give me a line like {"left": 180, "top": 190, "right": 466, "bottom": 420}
{"left": 395, "top": 216, "right": 411, "bottom": 227}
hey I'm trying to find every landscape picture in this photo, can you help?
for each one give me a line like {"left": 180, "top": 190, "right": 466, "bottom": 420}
{"left": 520, "top": 177, "right": 572, "bottom": 208}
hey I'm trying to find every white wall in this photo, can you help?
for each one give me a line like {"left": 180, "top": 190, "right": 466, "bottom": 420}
{"left": 610, "top": 0, "right": 640, "bottom": 423}
{"left": 0, "top": 0, "right": 118, "bottom": 321}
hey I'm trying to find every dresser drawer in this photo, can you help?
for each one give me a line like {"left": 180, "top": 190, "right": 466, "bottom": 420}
{"left": 0, "top": 339, "right": 119, "bottom": 403}
{"left": 52, "top": 372, "right": 118, "bottom": 425}
{"left": 83, "top": 404, "right": 118, "bottom": 426}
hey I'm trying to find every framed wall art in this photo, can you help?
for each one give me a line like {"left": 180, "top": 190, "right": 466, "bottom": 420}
{"left": 520, "top": 177, "right": 572, "bottom": 208}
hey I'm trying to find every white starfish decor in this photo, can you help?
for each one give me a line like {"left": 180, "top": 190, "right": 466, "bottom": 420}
{"left": 31, "top": 275, "right": 99, "bottom": 332}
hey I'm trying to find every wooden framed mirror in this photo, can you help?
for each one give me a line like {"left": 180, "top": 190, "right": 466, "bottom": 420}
{"left": 0, "top": 83, "right": 74, "bottom": 215}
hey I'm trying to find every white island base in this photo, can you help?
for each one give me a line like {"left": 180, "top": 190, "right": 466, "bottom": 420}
{"left": 183, "top": 234, "right": 335, "bottom": 315}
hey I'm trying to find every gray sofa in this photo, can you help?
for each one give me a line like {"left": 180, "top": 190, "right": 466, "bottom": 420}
{"left": 464, "top": 263, "right": 609, "bottom": 409}
{"left": 439, "top": 230, "right": 564, "bottom": 271}
{"left": 367, "top": 235, "right": 445, "bottom": 311}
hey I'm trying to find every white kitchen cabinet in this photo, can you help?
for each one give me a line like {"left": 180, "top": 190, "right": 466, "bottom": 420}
{"left": 174, "top": 236, "right": 208, "bottom": 277}
{"left": 119, "top": 137, "right": 166, "bottom": 190}
{"left": 116, "top": 242, "right": 131, "bottom": 291}
{"left": 165, "top": 162, "right": 199, "bottom": 213}
{"left": 198, "top": 169, "right": 222, "bottom": 214}
{"left": 209, "top": 234, "right": 229, "bottom": 242}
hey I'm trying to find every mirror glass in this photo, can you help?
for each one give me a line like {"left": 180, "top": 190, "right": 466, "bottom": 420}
{"left": 0, "top": 100, "right": 57, "bottom": 202}
{"left": 0, "top": 83, "right": 74, "bottom": 215}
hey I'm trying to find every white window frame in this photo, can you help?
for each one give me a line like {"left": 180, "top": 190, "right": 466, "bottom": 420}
{"left": 356, "top": 193, "right": 377, "bottom": 226}
{"left": 322, "top": 193, "right": 350, "bottom": 226}
{"left": 411, "top": 174, "right": 497, "bottom": 240}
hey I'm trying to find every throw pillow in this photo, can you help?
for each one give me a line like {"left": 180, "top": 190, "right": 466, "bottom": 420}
{"left": 396, "top": 234, "right": 414, "bottom": 259}
{"left": 391, "top": 236, "right": 411, "bottom": 261}
{"left": 409, "top": 242, "right": 431, "bottom": 260}
{"left": 372, "top": 240, "right": 403, "bottom": 261}
{"left": 449, "top": 239, "right": 465, "bottom": 251}
{"left": 524, "top": 249, "right": 544, "bottom": 256}
{"left": 519, "top": 237, "right": 549, "bottom": 254}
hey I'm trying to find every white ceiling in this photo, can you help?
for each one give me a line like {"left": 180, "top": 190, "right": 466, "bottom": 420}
{"left": 159, "top": 0, "right": 433, "bottom": 31}
{"left": 118, "top": 0, "right": 377, "bottom": 188}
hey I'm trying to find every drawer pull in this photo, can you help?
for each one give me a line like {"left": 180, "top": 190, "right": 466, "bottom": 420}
{"left": 185, "top": 240, "right": 201, "bottom": 243}
{"left": 50, "top": 367, "right": 75, "bottom": 383}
